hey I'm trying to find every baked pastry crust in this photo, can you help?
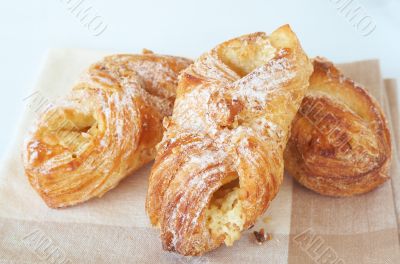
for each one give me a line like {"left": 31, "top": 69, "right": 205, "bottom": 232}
{"left": 284, "top": 57, "right": 391, "bottom": 196}
{"left": 146, "top": 25, "right": 312, "bottom": 255}
{"left": 23, "top": 51, "right": 192, "bottom": 208}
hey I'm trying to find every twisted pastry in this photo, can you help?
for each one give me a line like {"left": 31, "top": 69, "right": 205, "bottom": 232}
{"left": 23, "top": 51, "right": 192, "bottom": 208}
{"left": 146, "top": 25, "right": 313, "bottom": 255}
{"left": 284, "top": 57, "right": 391, "bottom": 196}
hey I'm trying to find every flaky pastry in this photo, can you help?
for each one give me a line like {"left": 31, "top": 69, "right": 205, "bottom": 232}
{"left": 146, "top": 25, "right": 313, "bottom": 255}
{"left": 23, "top": 51, "right": 192, "bottom": 208}
{"left": 284, "top": 57, "right": 391, "bottom": 196}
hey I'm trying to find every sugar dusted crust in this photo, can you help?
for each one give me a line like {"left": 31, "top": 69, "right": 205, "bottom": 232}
{"left": 146, "top": 25, "right": 313, "bottom": 255}
{"left": 284, "top": 57, "right": 391, "bottom": 196}
{"left": 23, "top": 51, "right": 192, "bottom": 208}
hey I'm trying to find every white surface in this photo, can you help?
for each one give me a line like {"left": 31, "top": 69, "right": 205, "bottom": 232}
{"left": 0, "top": 0, "right": 399, "bottom": 158}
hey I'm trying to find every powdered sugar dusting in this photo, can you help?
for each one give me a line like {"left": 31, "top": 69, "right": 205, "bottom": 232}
{"left": 231, "top": 57, "right": 296, "bottom": 106}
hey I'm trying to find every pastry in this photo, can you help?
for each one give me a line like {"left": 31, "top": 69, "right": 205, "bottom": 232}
{"left": 146, "top": 25, "right": 313, "bottom": 255}
{"left": 23, "top": 51, "right": 192, "bottom": 208}
{"left": 284, "top": 57, "right": 391, "bottom": 196}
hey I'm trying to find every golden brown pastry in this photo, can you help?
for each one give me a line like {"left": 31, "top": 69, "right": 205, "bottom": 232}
{"left": 146, "top": 25, "right": 313, "bottom": 255}
{"left": 23, "top": 51, "right": 192, "bottom": 208}
{"left": 284, "top": 57, "right": 391, "bottom": 196}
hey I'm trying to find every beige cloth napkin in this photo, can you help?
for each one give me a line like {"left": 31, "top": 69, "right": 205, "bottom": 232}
{"left": 0, "top": 49, "right": 399, "bottom": 264}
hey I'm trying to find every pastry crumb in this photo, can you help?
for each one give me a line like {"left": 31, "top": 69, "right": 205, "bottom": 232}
{"left": 253, "top": 228, "right": 272, "bottom": 245}
{"left": 142, "top": 48, "right": 154, "bottom": 54}
{"left": 263, "top": 216, "right": 272, "bottom": 224}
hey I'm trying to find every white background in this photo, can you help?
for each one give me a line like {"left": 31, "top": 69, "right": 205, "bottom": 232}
{"left": 0, "top": 0, "right": 399, "bottom": 158}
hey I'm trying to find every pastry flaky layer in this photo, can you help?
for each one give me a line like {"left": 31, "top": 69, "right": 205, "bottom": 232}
{"left": 23, "top": 51, "right": 192, "bottom": 208}
{"left": 284, "top": 57, "right": 392, "bottom": 196}
{"left": 146, "top": 25, "right": 313, "bottom": 255}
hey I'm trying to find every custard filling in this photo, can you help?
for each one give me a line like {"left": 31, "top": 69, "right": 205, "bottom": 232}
{"left": 206, "top": 179, "right": 245, "bottom": 246}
